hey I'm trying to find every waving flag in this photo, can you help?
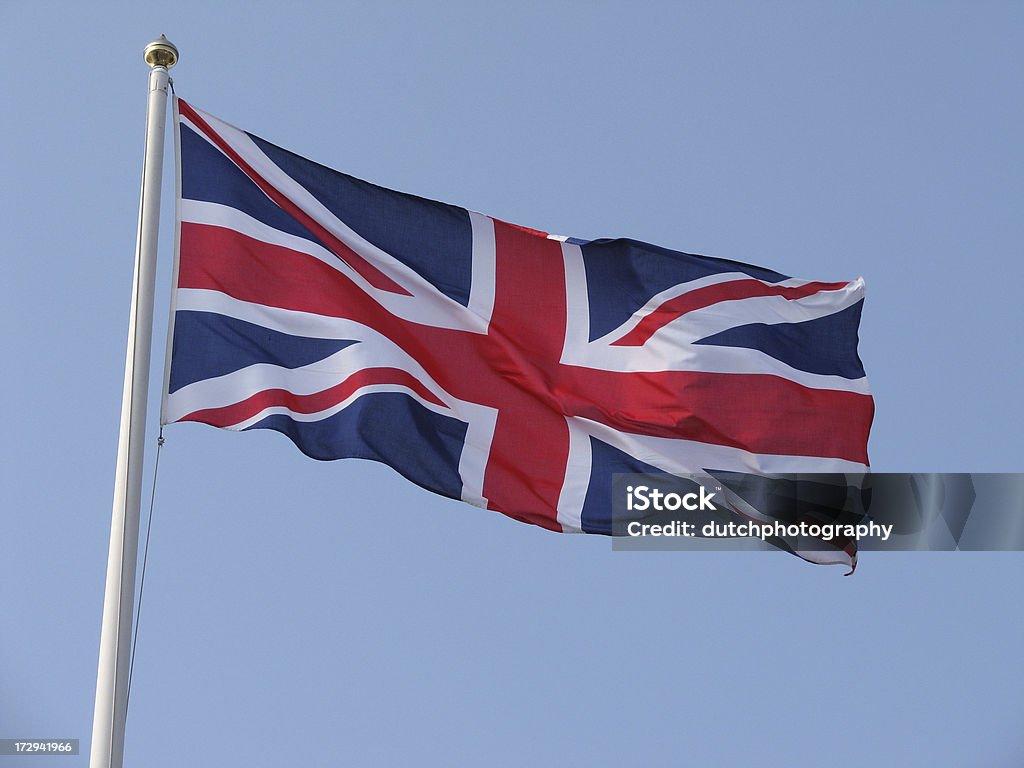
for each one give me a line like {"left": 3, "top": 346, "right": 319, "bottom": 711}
{"left": 164, "top": 98, "right": 873, "bottom": 561}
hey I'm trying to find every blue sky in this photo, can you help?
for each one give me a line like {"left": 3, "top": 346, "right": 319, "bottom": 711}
{"left": 2, "top": 2, "right": 1022, "bottom": 766}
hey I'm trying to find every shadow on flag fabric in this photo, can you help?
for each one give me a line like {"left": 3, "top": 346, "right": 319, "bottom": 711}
{"left": 163, "top": 97, "right": 874, "bottom": 568}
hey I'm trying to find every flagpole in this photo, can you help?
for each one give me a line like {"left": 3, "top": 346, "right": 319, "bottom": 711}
{"left": 90, "top": 35, "right": 177, "bottom": 768}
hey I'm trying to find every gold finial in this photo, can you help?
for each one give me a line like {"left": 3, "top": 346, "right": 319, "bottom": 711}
{"left": 143, "top": 34, "right": 178, "bottom": 68}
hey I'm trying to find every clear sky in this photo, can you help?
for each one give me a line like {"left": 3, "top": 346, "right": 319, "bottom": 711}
{"left": 2, "top": 1, "right": 1022, "bottom": 766}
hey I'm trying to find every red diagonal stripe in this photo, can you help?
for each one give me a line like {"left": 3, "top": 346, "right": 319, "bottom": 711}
{"left": 612, "top": 279, "right": 850, "bottom": 347}
{"left": 179, "top": 99, "right": 411, "bottom": 297}
{"left": 181, "top": 367, "right": 444, "bottom": 428}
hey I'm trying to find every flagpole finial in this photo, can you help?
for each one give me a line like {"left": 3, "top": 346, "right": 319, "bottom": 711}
{"left": 143, "top": 34, "right": 178, "bottom": 69}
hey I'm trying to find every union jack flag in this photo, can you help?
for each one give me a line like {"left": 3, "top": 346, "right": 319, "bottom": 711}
{"left": 164, "top": 98, "right": 874, "bottom": 564}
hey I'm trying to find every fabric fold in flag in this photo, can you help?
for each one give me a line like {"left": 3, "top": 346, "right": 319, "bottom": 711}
{"left": 164, "top": 96, "right": 874, "bottom": 568}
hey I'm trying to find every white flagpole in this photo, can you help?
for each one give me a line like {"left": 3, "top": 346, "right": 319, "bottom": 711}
{"left": 90, "top": 35, "right": 178, "bottom": 768}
